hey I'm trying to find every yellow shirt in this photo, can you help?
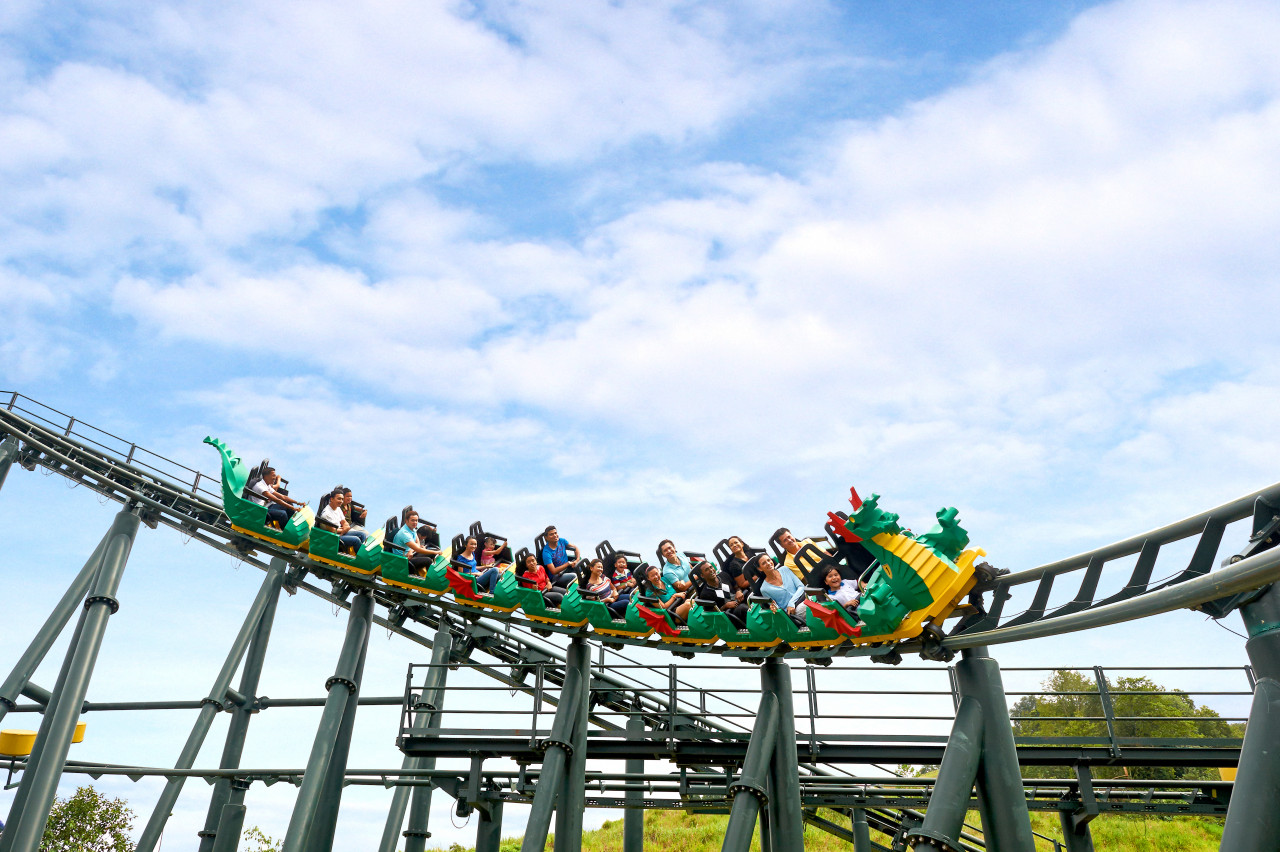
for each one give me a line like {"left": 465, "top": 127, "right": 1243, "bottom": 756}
{"left": 782, "top": 539, "right": 830, "bottom": 580}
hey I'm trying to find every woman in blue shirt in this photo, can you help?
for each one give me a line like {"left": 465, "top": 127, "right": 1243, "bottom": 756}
{"left": 757, "top": 554, "right": 806, "bottom": 624}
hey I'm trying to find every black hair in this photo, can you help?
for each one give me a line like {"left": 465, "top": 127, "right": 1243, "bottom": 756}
{"left": 544, "top": 525, "right": 557, "bottom": 535}
{"left": 658, "top": 539, "right": 674, "bottom": 555}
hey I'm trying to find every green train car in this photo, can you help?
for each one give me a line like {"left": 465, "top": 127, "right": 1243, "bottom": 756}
{"left": 207, "top": 438, "right": 986, "bottom": 656}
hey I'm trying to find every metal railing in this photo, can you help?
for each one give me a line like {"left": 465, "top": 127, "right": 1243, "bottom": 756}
{"left": 400, "top": 662, "right": 1249, "bottom": 761}
{"left": 2, "top": 391, "right": 222, "bottom": 502}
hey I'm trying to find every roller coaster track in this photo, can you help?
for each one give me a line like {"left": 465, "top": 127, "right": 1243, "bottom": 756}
{"left": 1, "top": 390, "right": 1274, "bottom": 851}
{"left": 3, "top": 391, "right": 1278, "bottom": 662}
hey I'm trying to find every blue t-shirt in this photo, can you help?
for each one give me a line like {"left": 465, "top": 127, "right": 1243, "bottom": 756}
{"left": 455, "top": 553, "right": 478, "bottom": 572}
{"left": 541, "top": 541, "right": 568, "bottom": 568}
{"left": 650, "top": 579, "right": 676, "bottom": 602}
{"left": 661, "top": 555, "right": 692, "bottom": 588}
{"left": 761, "top": 570, "right": 805, "bottom": 609}
{"left": 391, "top": 524, "right": 417, "bottom": 553}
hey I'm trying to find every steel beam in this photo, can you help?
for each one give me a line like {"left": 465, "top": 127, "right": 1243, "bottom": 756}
{"left": 1058, "top": 810, "right": 1095, "bottom": 852}
{"left": 954, "top": 646, "right": 1035, "bottom": 852}
{"left": 133, "top": 559, "right": 286, "bottom": 852}
{"left": 721, "top": 692, "right": 779, "bottom": 852}
{"left": 520, "top": 644, "right": 585, "bottom": 852}
{"left": 0, "top": 508, "right": 139, "bottom": 852}
{"left": 624, "top": 712, "right": 645, "bottom": 852}
{"left": 1221, "top": 582, "right": 1280, "bottom": 850}
{"left": 850, "top": 808, "right": 872, "bottom": 852}
{"left": 906, "top": 696, "right": 983, "bottom": 852}
{"left": 308, "top": 629, "right": 369, "bottom": 852}
{"left": 380, "top": 625, "right": 454, "bottom": 852}
{"left": 0, "top": 525, "right": 111, "bottom": 724}
{"left": 762, "top": 659, "right": 804, "bottom": 852}
{"left": 0, "top": 438, "right": 17, "bottom": 494}
{"left": 280, "top": 591, "right": 373, "bottom": 852}
{"left": 475, "top": 798, "right": 504, "bottom": 852}
{"left": 209, "top": 803, "right": 247, "bottom": 852}
{"left": 555, "top": 640, "right": 591, "bottom": 852}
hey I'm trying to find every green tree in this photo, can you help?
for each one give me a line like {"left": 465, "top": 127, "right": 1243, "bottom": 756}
{"left": 1010, "top": 669, "right": 1242, "bottom": 780}
{"left": 40, "top": 786, "right": 135, "bottom": 852}
{"left": 242, "top": 826, "right": 282, "bottom": 852}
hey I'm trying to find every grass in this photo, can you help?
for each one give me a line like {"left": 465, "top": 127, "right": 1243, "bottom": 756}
{"left": 426, "top": 807, "right": 1225, "bottom": 851}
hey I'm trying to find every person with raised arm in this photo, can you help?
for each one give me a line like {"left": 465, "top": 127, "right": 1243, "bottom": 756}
{"left": 540, "top": 525, "right": 580, "bottom": 591}
{"left": 245, "top": 466, "right": 304, "bottom": 530}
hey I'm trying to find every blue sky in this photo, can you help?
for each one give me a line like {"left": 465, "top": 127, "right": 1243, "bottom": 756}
{"left": 3, "top": 0, "right": 1280, "bottom": 846}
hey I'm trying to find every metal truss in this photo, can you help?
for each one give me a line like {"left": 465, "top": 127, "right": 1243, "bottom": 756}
{"left": 3, "top": 391, "right": 1280, "bottom": 852}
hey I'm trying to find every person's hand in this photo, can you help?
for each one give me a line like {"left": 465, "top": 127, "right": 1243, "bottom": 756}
{"left": 786, "top": 606, "right": 795, "bottom": 615}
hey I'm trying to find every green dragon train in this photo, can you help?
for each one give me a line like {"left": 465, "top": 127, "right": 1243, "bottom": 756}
{"left": 206, "top": 437, "right": 989, "bottom": 657}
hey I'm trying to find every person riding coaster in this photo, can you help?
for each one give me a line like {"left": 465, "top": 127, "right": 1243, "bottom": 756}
{"left": 390, "top": 506, "right": 443, "bottom": 578}
{"left": 690, "top": 560, "right": 748, "bottom": 629}
{"left": 307, "top": 485, "right": 385, "bottom": 574}
{"left": 513, "top": 548, "right": 589, "bottom": 628}
{"left": 634, "top": 563, "right": 720, "bottom": 645}
{"left": 380, "top": 508, "right": 449, "bottom": 593}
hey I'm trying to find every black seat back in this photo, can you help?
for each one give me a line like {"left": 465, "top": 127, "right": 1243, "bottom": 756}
{"left": 632, "top": 563, "right": 659, "bottom": 602}
{"left": 825, "top": 512, "right": 878, "bottom": 577}
{"left": 316, "top": 490, "right": 339, "bottom": 530}
{"left": 513, "top": 547, "right": 536, "bottom": 586}
{"left": 768, "top": 528, "right": 832, "bottom": 561}
{"left": 384, "top": 516, "right": 401, "bottom": 553}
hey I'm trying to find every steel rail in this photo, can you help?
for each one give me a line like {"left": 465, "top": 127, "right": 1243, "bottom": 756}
{"left": 944, "top": 542, "right": 1280, "bottom": 649}
{"left": 1003, "top": 481, "right": 1280, "bottom": 587}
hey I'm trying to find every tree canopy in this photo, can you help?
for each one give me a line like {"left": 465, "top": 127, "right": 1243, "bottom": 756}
{"left": 40, "top": 786, "right": 135, "bottom": 852}
{"left": 1010, "top": 669, "right": 1243, "bottom": 780}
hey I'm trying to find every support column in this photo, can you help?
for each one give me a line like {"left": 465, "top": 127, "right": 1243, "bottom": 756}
{"left": 762, "top": 659, "right": 803, "bottom": 852}
{"left": 720, "top": 692, "right": 778, "bottom": 852}
{"left": 280, "top": 591, "right": 373, "bottom": 852}
{"left": 209, "top": 802, "right": 248, "bottom": 852}
{"left": 1058, "top": 811, "right": 1095, "bottom": 852}
{"left": 0, "top": 437, "right": 17, "bottom": 493}
{"left": 555, "top": 640, "right": 591, "bottom": 852}
{"left": 520, "top": 647, "right": 586, "bottom": 852}
{"left": 133, "top": 559, "right": 287, "bottom": 852}
{"left": 0, "top": 525, "right": 112, "bottom": 724}
{"left": 379, "top": 625, "right": 454, "bottom": 852}
{"left": 475, "top": 798, "right": 504, "bottom": 852}
{"left": 905, "top": 697, "right": 983, "bottom": 851}
{"left": 953, "top": 646, "right": 1035, "bottom": 852}
{"left": 850, "top": 808, "right": 872, "bottom": 852}
{"left": 307, "top": 628, "right": 370, "bottom": 852}
{"left": 0, "top": 508, "right": 140, "bottom": 852}
{"left": 623, "top": 711, "right": 645, "bottom": 852}
{"left": 1221, "top": 582, "right": 1280, "bottom": 850}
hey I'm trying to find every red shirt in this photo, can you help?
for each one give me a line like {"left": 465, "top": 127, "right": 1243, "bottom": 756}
{"left": 526, "top": 563, "right": 550, "bottom": 591}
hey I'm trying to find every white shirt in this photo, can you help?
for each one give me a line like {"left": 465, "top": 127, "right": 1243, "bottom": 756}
{"left": 830, "top": 578, "right": 860, "bottom": 607}
{"left": 319, "top": 504, "right": 346, "bottom": 529}
{"left": 247, "top": 479, "right": 274, "bottom": 506}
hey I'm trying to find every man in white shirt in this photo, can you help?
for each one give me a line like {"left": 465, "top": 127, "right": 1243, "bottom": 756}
{"left": 247, "top": 467, "right": 303, "bottom": 530}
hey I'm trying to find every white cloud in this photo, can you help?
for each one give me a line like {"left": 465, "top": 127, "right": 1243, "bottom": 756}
{"left": 3, "top": 0, "right": 1279, "bottom": 616}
